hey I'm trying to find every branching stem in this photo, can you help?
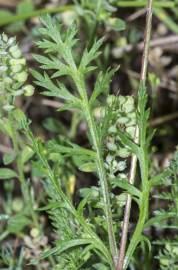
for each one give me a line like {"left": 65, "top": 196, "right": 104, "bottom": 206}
{"left": 116, "top": 0, "right": 153, "bottom": 269}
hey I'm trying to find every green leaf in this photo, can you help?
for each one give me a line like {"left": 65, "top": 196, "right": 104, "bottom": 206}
{"left": 7, "top": 213, "right": 31, "bottom": 233}
{"left": 0, "top": 118, "right": 13, "bottom": 137}
{"left": 35, "top": 238, "right": 94, "bottom": 261}
{"left": 33, "top": 54, "right": 70, "bottom": 77}
{"left": 140, "top": 235, "right": 151, "bottom": 253}
{"left": 3, "top": 152, "right": 16, "bottom": 165}
{"left": 32, "top": 71, "right": 76, "bottom": 101}
{"left": 48, "top": 141, "right": 96, "bottom": 158}
{"left": 79, "top": 38, "right": 104, "bottom": 73}
{"left": 89, "top": 68, "right": 118, "bottom": 106}
{"left": 149, "top": 168, "right": 172, "bottom": 187}
{"left": 0, "top": 169, "right": 17, "bottom": 180}
{"left": 144, "top": 212, "right": 176, "bottom": 229}
{"left": 107, "top": 18, "right": 126, "bottom": 31}
{"left": 21, "top": 146, "right": 34, "bottom": 164}
{"left": 112, "top": 177, "right": 141, "bottom": 199}
{"left": 117, "top": 129, "right": 140, "bottom": 157}
{"left": 79, "top": 162, "right": 96, "bottom": 172}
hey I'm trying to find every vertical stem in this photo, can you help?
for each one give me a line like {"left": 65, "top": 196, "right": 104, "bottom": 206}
{"left": 116, "top": 1, "right": 153, "bottom": 269}
{"left": 85, "top": 105, "right": 117, "bottom": 264}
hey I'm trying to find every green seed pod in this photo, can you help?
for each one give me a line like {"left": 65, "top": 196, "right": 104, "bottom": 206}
{"left": 9, "top": 45, "right": 21, "bottom": 58}
{"left": 24, "top": 84, "right": 34, "bottom": 96}
{"left": 117, "top": 147, "right": 130, "bottom": 158}
{"left": 16, "top": 71, "right": 28, "bottom": 83}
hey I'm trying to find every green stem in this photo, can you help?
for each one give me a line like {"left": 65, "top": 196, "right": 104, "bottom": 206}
{"left": 123, "top": 188, "right": 149, "bottom": 270}
{"left": 117, "top": 1, "right": 174, "bottom": 8}
{"left": 0, "top": 5, "right": 74, "bottom": 27}
{"left": 74, "top": 73, "right": 117, "bottom": 264}
{"left": 84, "top": 104, "right": 117, "bottom": 264}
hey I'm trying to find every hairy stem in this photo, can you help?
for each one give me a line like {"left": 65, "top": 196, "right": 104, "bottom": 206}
{"left": 116, "top": 0, "right": 153, "bottom": 269}
{"left": 74, "top": 72, "right": 117, "bottom": 264}
{"left": 84, "top": 104, "right": 118, "bottom": 264}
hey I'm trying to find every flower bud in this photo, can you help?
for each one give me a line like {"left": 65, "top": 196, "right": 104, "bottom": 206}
{"left": 11, "top": 64, "right": 22, "bottom": 73}
{"left": 3, "top": 104, "right": 14, "bottom": 111}
{"left": 117, "top": 147, "right": 130, "bottom": 158}
{"left": 9, "top": 58, "right": 26, "bottom": 66}
{"left": 126, "top": 126, "right": 135, "bottom": 138}
{"left": 23, "top": 85, "right": 34, "bottom": 96}
{"left": 16, "top": 71, "right": 28, "bottom": 83}
{"left": 106, "top": 142, "right": 117, "bottom": 151}
{"left": 117, "top": 116, "right": 129, "bottom": 125}
{"left": 9, "top": 45, "right": 21, "bottom": 58}
{"left": 117, "top": 161, "right": 127, "bottom": 171}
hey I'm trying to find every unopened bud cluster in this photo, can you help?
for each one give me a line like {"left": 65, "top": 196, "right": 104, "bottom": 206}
{"left": 0, "top": 34, "right": 34, "bottom": 111}
{"left": 104, "top": 95, "right": 136, "bottom": 179}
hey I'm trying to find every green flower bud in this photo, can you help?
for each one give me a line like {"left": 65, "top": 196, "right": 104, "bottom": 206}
{"left": 117, "top": 116, "right": 129, "bottom": 125}
{"left": 119, "top": 173, "right": 127, "bottom": 179}
{"left": 108, "top": 125, "right": 117, "bottom": 134}
{"left": 107, "top": 95, "right": 116, "bottom": 105}
{"left": 24, "top": 85, "right": 34, "bottom": 96}
{"left": 117, "top": 147, "right": 130, "bottom": 158}
{"left": 14, "top": 89, "right": 24, "bottom": 96}
{"left": 9, "top": 58, "right": 26, "bottom": 66}
{"left": 3, "top": 104, "right": 14, "bottom": 111}
{"left": 160, "top": 258, "right": 169, "bottom": 266}
{"left": 2, "top": 33, "right": 8, "bottom": 42}
{"left": 122, "top": 96, "right": 135, "bottom": 113}
{"left": 117, "top": 160, "right": 127, "bottom": 171}
{"left": 9, "top": 45, "right": 21, "bottom": 58}
{"left": 16, "top": 71, "right": 28, "bottom": 83}
{"left": 118, "top": 95, "right": 126, "bottom": 106}
{"left": 11, "top": 64, "right": 22, "bottom": 73}
{"left": 106, "top": 142, "right": 117, "bottom": 151}
{"left": 126, "top": 126, "right": 136, "bottom": 138}
{"left": 12, "top": 197, "right": 23, "bottom": 212}
{"left": 106, "top": 154, "right": 113, "bottom": 164}
{"left": 4, "top": 77, "right": 13, "bottom": 85}
{"left": 30, "top": 228, "right": 40, "bottom": 238}
{"left": 0, "top": 66, "right": 8, "bottom": 72}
